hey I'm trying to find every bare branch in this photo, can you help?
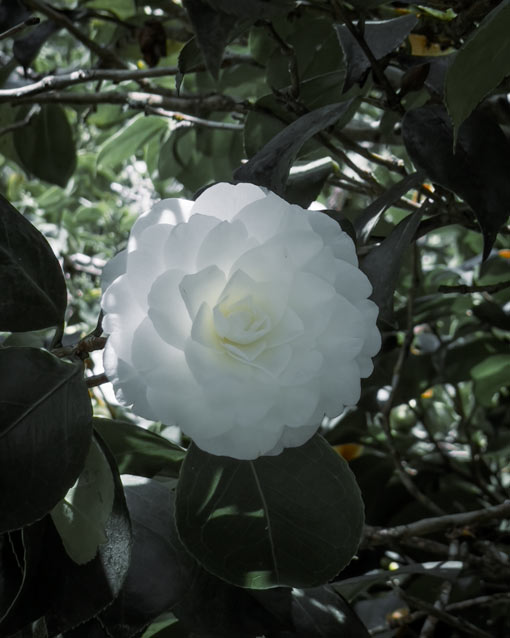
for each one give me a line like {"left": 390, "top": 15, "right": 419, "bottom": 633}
{"left": 7, "top": 90, "right": 243, "bottom": 116}
{"left": 145, "top": 105, "right": 243, "bottom": 130}
{"left": 23, "top": 0, "right": 126, "bottom": 68}
{"left": 364, "top": 500, "right": 510, "bottom": 545}
{"left": 0, "top": 16, "right": 40, "bottom": 41}
{"left": 439, "top": 280, "right": 510, "bottom": 295}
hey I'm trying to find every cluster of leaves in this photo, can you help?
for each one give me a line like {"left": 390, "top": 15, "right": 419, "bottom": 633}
{"left": 1, "top": 0, "right": 510, "bottom": 637}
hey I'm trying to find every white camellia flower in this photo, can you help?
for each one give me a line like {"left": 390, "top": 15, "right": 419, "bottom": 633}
{"left": 101, "top": 182, "right": 380, "bottom": 460}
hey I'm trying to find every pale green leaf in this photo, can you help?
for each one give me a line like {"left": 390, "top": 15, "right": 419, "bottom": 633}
{"left": 51, "top": 437, "right": 115, "bottom": 565}
{"left": 97, "top": 115, "right": 169, "bottom": 169}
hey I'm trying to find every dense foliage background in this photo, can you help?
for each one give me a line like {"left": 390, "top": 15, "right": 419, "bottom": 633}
{"left": 1, "top": 0, "right": 510, "bottom": 636}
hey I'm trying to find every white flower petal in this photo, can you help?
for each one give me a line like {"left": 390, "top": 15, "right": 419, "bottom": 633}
{"left": 147, "top": 269, "right": 190, "bottom": 349}
{"left": 163, "top": 213, "right": 219, "bottom": 271}
{"left": 196, "top": 219, "right": 255, "bottom": 272}
{"left": 179, "top": 265, "right": 226, "bottom": 321}
{"left": 192, "top": 182, "right": 267, "bottom": 222}
{"left": 127, "top": 198, "right": 193, "bottom": 253}
{"left": 101, "top": 250, "right": 127, "bottom": 293}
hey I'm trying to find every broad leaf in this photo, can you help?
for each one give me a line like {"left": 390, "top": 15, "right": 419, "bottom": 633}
{"left": 471, "top": 354, "right": 510, "bottom": 407}
{"left": 254, "top": 586, "right": 370, "bottom": 637}
{"left": 354, "top": 171, "right": 424, "bottom": 243}
{"left": 402, "top": 105, "right": 510, "bottom": 258}
{"left": 335, "top": 15, "right": 418, "bottom": 88}
{"left": 181, "top": 0, "right": 239, "bottom": 79}
{"left": 0, "top": 348, "right": 92, "bottom": 532}
{"left": 97, "top": 115, "right": 168, "bottom": 169}
{"left": 44, "top": 433, "right": 132, "bottom": 636}
{"left": 0, "top": 195, "right": 67, "bottom": 332}
{"left": 51, "top": 437, "right": 115, "bottom": 565}
{"left": 93, "top": 417, "right": 186, "bottom": 478}
{"left": 234, "top": 100, "right": 353, "bottom": 195}
{"left": 96, "top": 477, "right": 200, "bottom": 638}
{"left": 204, "top": 0, "right": 292, "bottom": 18}
{"left": 360, "top": 209, "right": 423, "bottom": 324}
{"left": 175, "top": 435, "right": 364, "bottom": 589}
{"left": 13, "top": 104, "right": 76, "bottom": 187}
{"left": 446, "top": 0, "right": 510, "bottom": 137}
{"left": 13, "top": 20, "right": 60, "bottom": 68}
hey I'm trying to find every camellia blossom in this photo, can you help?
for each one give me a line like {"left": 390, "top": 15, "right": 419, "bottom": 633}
{"left": 101, "top": 182, "right": 380, "bottom": 460}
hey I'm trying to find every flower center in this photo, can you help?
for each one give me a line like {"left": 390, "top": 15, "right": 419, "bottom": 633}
{"left": 213, "top": 295, "right": 271, "bottom": 345}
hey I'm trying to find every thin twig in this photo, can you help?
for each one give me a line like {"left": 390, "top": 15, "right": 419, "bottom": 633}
{"left": 401, "top": 591, "right": 493, "bottom": 638}
{"left": 0, "top": 105, "right": 40, "bottom": 137}
{"left": 439, "top": 280, "right": 510, "bottom": 295}
{"left": 86, "top": 372, "right": 109, "bottom": 388}
{"left": 364, "top": 500, "right": 510, "bottom": 544}
{"left": 144, "top": 105, "right": 243, "bottom": 130}
{"left": 23, "top": 0, "right": 126, "bottom": 68}
{"left": 0, "top": 16, "right": 40, "bottom": 41}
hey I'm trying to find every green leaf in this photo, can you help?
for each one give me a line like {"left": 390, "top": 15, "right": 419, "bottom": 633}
{"left": 471, "top": 354, "right": 510, "bottom": 407}
{"left": 51, "top": 437, "right": 115, "bottom": 565}
{"left": 402, "top": 105, "right": 510, "bottom": 259}
{"left": 0, "top": 348, "right": 92, "bottom": 532}
{"left": 446, "top": 0, "right": 510, "bottom": 137}
{"left": 84, "top": 0, "right": 136, "bottom": 19}
{"left": 360, "top": 208, "right": 423, "bottom": 324}
{"left": 93, "top": 417, "right": 186, "bottom": 478}
{"left": 181, "top": 0, "right": 239, "bottom": 79}
{"left": 97, "top": 115, "right": 168, "bottom": 169}
{"left": 175, "top": 435, "right": 364, "bottom": 589}
{"left": 13, "top": 104, "right": 76, "bottom": 187}
{"left": 0, "top": 194, "right": 67, "bottom": 332}
{"left": 234, "top": 100, "right": 353, "bottom": 195}
{"left": 96, "top": 478, "right": 200, "bottom": 638}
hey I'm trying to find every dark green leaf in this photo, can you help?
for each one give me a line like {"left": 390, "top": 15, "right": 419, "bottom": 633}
{"left": 0, "top": 348, "right": 92, "bottom": 533}
{"left": 44, "top": 433, "right": 132, "bottom": 636}
{"left": 181, "top": 0, "right": 239, "bottom": 79}
{"left": 97, "top": 477, "right": 200, "bottom": 638}
{"left": 445, "top": 0, "right": 510, "bottom": 136}
{"left": 360, "top": 209, "right": 423, "bottom": 324}
{"left": 402, "top": 105, "right": 510, "bottom": 258}
{"left": 234, "top": 100, "right": 353, "bottom": 195}
{"left": 354, "top": 171, "right": 424, "bottom": 243}
{"left": 0, "top": 194, "right": 67, "bottom": 332}
{"left": 13, "top": 104, "right": 76, "bottom": 188}
{"left": 284, "top": 160, "right": 333, "bottom": 208}
{"left": 176, "top": 37, "right": 203, "bottom": 94}
{"left": 93, "top": 417, "right": 186, "bottom": 478}
{"left": 335, "top": 15, "right": 418, "bottom": 88}
{"left": 254, "top": 586, "right": 370, "bottom": 637}
{"left": 175, "top": 435, "right": 364, "bottom": 589}
{"left": 204, "top": 0, "right": 292, "bottom": 18}
{"left": 471, "top": 355, "right": 510, "bottom": 407}
{"left": 13, "top": 20, "right": 60, "bottom": 68}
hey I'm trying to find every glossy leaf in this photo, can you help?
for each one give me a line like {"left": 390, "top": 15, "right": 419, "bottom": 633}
{"left": 0, "top": 194, "right": 67, "bottom": 332}
{"left": 44, "top": 433, "right": 132, "bottom": 636}
{"left": 0, "top": 348, "right": 92, "bottom": 533}
{"left": 234, "top": 100, "right": 353, "bottom": 195}
{"left": 97, "top": 115, "right": 168, "bottom": 169}
{"left": 360, "top": 209, "right": 423, "bottom": 324}
{"left": 335, "top": 15, "right": 418, "bottom": 88}
{"left": 93, "top": 417, "right": 186, "bottom": 478}
{"left": 51, "top": 437, "right": 115, "bottom": 565}
{"left": 402, "top": 105, "right": 510, "bottom": 259}
{"left": 13, "top": 104, "right": 76, "bottom": 187}
{"left": 181, "top": 0, "right": 239, "bottom": 79}
{"left": 175, "top": 435, "right": 364, "bottom": 589}
{"left": 471, "top": 355, "right": 510, "bottom": 407}
{"left": 96, "top": 477, "right": 200, "bottom": 638}
{"left": 446, "top": 0, "right": 510, "bottom": 136}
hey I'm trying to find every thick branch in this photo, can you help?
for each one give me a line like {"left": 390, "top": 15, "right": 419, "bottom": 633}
{"left": 364, "top": 500, "right": 510, "bottom": 545}
{"left": 7, "top": 90, "right": 243, "bottom": 116}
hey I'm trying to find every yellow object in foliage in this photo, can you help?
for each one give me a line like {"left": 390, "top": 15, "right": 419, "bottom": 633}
{"left": 333, "top": 443, "right": 363, "bottom": 462}
{"left": 421, "top": 388, "right": 434, "bottom": 399}
{"left": 408, "top": 33, "right": 445, "bottom": 57}
{"left": 498, "top": 249, "right": 510, "bottom": 259}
